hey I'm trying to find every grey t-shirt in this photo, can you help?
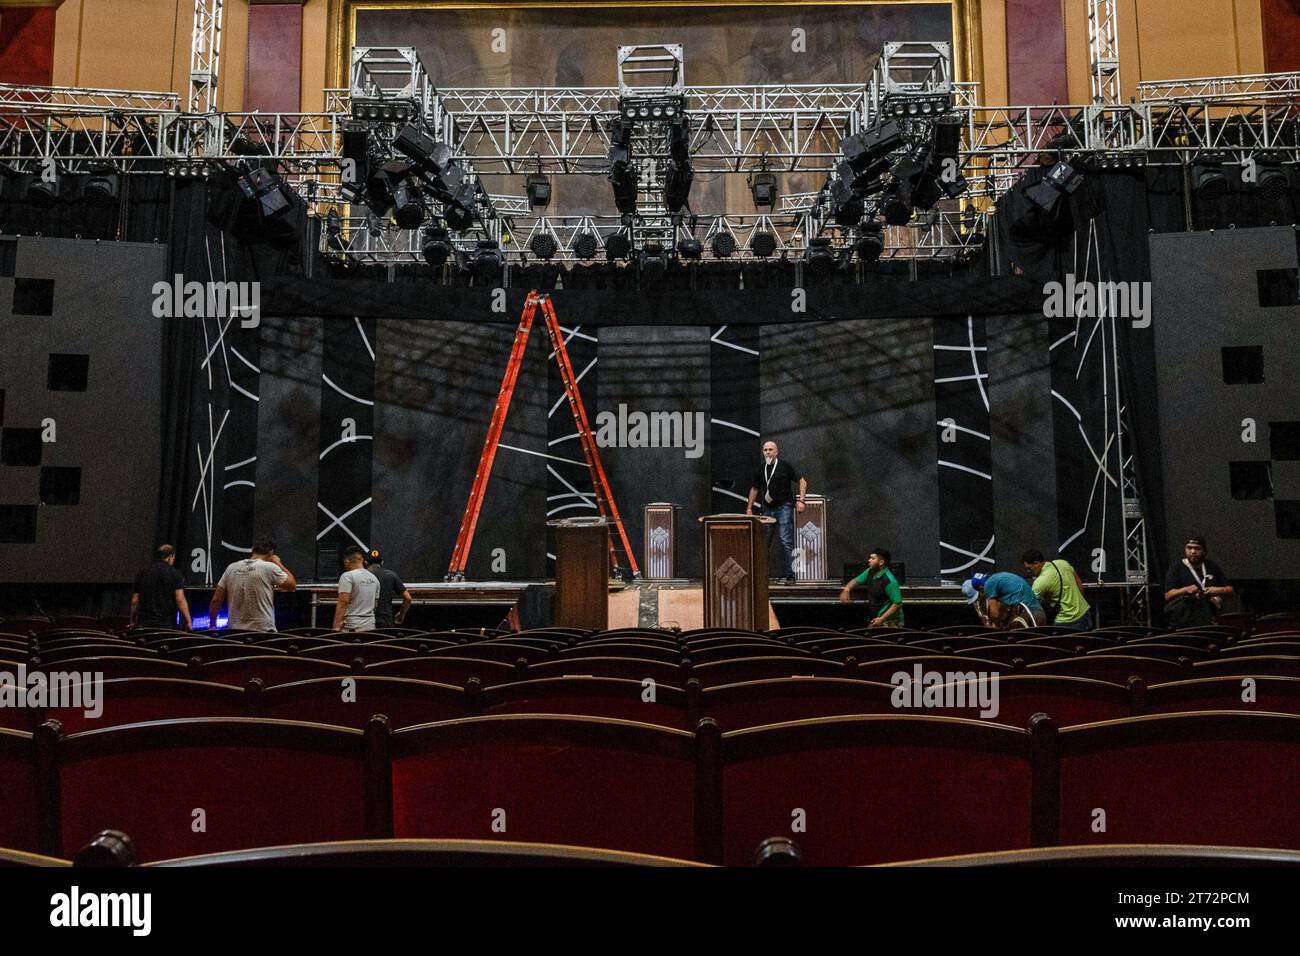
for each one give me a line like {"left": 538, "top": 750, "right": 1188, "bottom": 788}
{"left": 338, "top": 568, "right": 380, "bottom": 631}
{"left": 217, "top": 558, "right": 288, "bottom": 632}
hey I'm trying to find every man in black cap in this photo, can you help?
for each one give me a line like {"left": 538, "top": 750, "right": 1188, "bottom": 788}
{"left": 1163, "top": 534, "right": 1234, "bottom": 628}
{"left": 365, "top": 548, "right": 414, "bottom": 629}
{"left": 129, "top": 544, "right": 191, "bottom": 630}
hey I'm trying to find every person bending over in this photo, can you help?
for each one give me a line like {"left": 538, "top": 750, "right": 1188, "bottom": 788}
{"left": 963, "top": 570, "right": 1045, "bottom": 630}
{"left": 1022, "top": 550, "right": 1092, "bottom": 631}
{"left": 838, "top": 547, "right": 904, "bottom": 627}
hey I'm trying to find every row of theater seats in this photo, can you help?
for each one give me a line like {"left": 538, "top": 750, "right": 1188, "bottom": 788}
{"left": 3, "top": 709, "right": 1299, "bottom": 866}
{"left": 8, "top": 832, "right": 1300, "bottom": 868}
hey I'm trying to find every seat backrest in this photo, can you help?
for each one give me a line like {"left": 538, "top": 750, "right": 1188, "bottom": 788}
{"left": 387, "top": 715, "right": 700, "bottom": 861}
{"left": 687, "top": 642, "right": 811, "bottom": 664}
{"left": 1027, "top": 655, "right": 1188, "bottom": 684}
{"left": 44, "top": 677, "right": 248, "bottom": 734}
{"left": 37, "top": 644, "right": 157, "bottom": 664}
{"left": 1088, "top": 643, "right": 1211, "bottom": 662}
{"left": 558, "top": 642, "right": 683, "bottom": 664}
{"left": 702, "top": 678, "right": 898, "bottom": 731}
{"left": 365, "top": 656, "right": 519, "bottom": 688}
{"left": 481, "top": 676, "right": 688, "bottom": 729}
{"left": 198, "top": 656, "right": 352, "bottom": 686}
{"left": 527, "top": 656, "right": 685, "bottom": 684}
{"left": 42, "top": 717, "right": 380, "bottom": 861}
{"left": 856, "top": 655, "right": 1011, "bottom": 684}
{"left": 31, "top": 656, "right": 191, "bottom": 681}
{"left": 919, "top": 674, "right": 1135, "bottom": 729}
{"left": 719, "top": 715, "right": 1041, "bottom": 865}
{"left": 256, "top": 676, "right": 469, "bottom": 729}
{"left": 1191, "top": 656, "right": 1300, "bottom": 679}
{"left": 1052, "top": 712, "right": 1300, "bottom": 849}
{"left": 0, "top": 729, "right": 38, "bottom": 853}
{"left": 296, "top": 642, "right": 418, "bottom": 665}
{"left": 693, "top": 656, "right": 846, "bottom": 687}
{"left": 954, "top": 643, "right": 1071, "bottom": 666}
{"left": 1144, "top": 676, "right": 1300, "bottom": 716}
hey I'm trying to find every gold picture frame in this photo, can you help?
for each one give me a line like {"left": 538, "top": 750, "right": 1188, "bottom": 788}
{"left": 326, "top": 0, "right": 983, "bottom": 95}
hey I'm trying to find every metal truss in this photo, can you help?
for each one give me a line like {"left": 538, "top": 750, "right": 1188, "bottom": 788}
{"left": 1087, "top": 0, "right": 1121, "bottom": 106}
{"left": 1138, "top": 71, "right": 1300, "bottom": 103}
{"left": 189, "top": 0, "right": 224, "bottom": 114}
{"left": 0, "top": 82, "right": 179, "bottom": 113}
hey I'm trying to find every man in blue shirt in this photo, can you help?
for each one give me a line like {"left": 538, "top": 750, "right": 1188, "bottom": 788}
{"left": 962, "top": 571, "right": 1046, "bottom": 630}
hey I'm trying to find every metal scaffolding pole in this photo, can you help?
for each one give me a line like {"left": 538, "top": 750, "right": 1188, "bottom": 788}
{"left": 189, "top": 0, "right": 224, "bottom": 114}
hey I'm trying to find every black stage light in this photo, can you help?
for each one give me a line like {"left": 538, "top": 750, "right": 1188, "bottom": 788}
{"left": 881, "top": 182, "right": 912, "bottom": 225}
{"left": 607, "top": 118, "right": 638, "bottom": 214}
{"left": 238, "top": 166, "right": 291, "bottom": 218}
{"left": 351, "top": 98, "right": 413, "bottom": 125}
{"left": 574, "top": 231, "right": 599, "bottom": 260}
{"left": 829, "top": 178, "right": 865, "bottom": 226}
{"left": 390, "top": 181, "right": 425, "bottom": 230}
{"left": 663, "top": 118, "right": 693, "bottom": 213}
{"left": 1253, "top": 155, "right": 1289, "bottom": 201}
{"left": 1192, "top": 157, "right": 1229, "bottom": 200}
{"left": 805, "top": 237, "right": 838, "bottom": 276}
{"left": 711, "top": 231, "right": 737, "bottom": 258}
{"left": 750, "top": 170, "right": 777, "bottom": 208}
{"left": 840, "top": 121, "right": 905, "bottom": 180}
{"left": 472, "top": 239, "right": 503, "bottom": 282}
{"left": 422, "top": 226, "right": 453, "bottom": 266}
{"left": 750, "top": 230, "right": 778, "bottom": 258}
{"left": 526, "top": 173, "right": 552, "bottom": 208}
{"left": 854, "top": 220, "right": 884, "bottom": 261}
{"left": 82, "top": 170, "right": 119, "bottom": 205}
{"left": 340, "top": 122, "right": 372, "bottom": 200}
{"left": 528, "top": 232, "right": 558, "bottom": 260}
{"left": 639, "top": 242, "right": 668, "bottom": 281}
{"left": 1025, "top": 159, "right": 1083, "bottom": 214}
{"left": 26, "top": 172, "right": 60, "bottom": 205}
{"left": 604, "top": 232, "right": 631, "bottom": 261}
{"left": 325, "top": 208, "right": 346, "bottom": 252}
{"left": 677, "top": 237, "right": 704, "bottom": 260}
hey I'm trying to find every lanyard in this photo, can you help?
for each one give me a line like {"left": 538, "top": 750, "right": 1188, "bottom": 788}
{"left": 764, "top": 458, "right": 778, "bottom": 488}
{"left": 1183, "top": 558, "right": 1209, "bottom": 589}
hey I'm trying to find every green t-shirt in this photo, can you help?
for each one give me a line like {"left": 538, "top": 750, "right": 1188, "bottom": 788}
{"left": 851, "top": 566, "right": 905, "bottom": 625}
{"left": 1031, "top": 559, "right": 1090, "bottom": 623}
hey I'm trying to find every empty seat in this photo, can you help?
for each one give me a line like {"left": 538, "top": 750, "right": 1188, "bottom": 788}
{"left": 198, "top": 656, "right": 352, "bottom": 686}
{"left": 910, "top": 636, "right": 1009, "bottom": 653}
{"left": 703, "top": 678, "right": 899, "bottom": 730}
{"left": 692, "top": 656, "right": 846, "bottom": 687}
{"left": 1144, "top": 676, "right": 1300, "bottom": 717}
{"left": 953, "top": 643, "right": 1071, "bottom": 666}
{"left": 373, "top": 637, "right": 460, "bottom": 653}
{"left": 482, "top": 676, "right": 688, "bottom": 729}
{"left": 527, "top": 657, "right": 685, "bottom": 685}
{"left": 430, "top": 641, "right": 552, "bottom": 664}
{"left": 892, "top": 844, "right": 1300, "bottom": 866}
{"left": 30, "top": 656, "right": 190, "bottom": 680}
{"left": 169, "top": 643, "right": 286, "bottom": 664}
{"left": 1015, "top": 635, "right": 1118, "bottom": 652}
{"left": 1190, "top": 656, "right": 1300, "bottom": 679}
{"left": 821, "top": 643, "right": 941, "bottom": 662}
{"left": 559, "top": 642, "right": 684, "bottom": 664}
{"left": 687, "top": 642, "right": 811, "bottom": 664}
{"left": 144, "top": 636, "right": 247, "bottom": 654}
{"left": 1218, "top": 641, "right": 1300, "bottom": 657}
{"left": 717, "top": 715, "right": 1041, "bottom": 866}
{"left": 1050, "top": 712, "right": 1300, "bottom": 850}
{"left": 921, "top": 675, "right": 1135, "bottom": 729}
{"left": 386, "top": 715, "right": 701, "bottom": 861}
{"left": 256, "top": 676, "right": 469, "bottom": 729}
{"left": 855, "top": 655, "right": 1011, "bottom": 684}
{"left": 297, "top": 642, "right": 418, "bottom": 665}
{"left": 1088, "top": 643, "right": 1212, "bottom": 663}
{"left": 40, "top": 717, "right": 381, "bottom": 862}
{"left": 366, "top": 656, "right": 519, "bottom": 688}
{"left": 0, "top": 729, "right": 38, "bottom": 853}
{"left": 44, "top": 677, "right": 248, "bottom": 734}
{"left": 1027, "top": 655, "right": 1188, "bottom": 685}
{"left": 36, "top": 644, "right": 158, "bottom": 665}
{"left": 927, "top": 625, "right": 999, "bottom": 637}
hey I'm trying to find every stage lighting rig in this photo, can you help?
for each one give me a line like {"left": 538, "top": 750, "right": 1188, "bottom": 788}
{"left": 881, "top": 91, "right": 953, "bottom": 120}
{"left": 1254, "top": 155, "right": 1290, "bottom": 201}
{"left": 617, "top": 94, "right": 685, "bottom": 123}
{"left": 472, "top": 239, "right": 503, "bottom": 283}
{"left": 711, "top": 231, "right": 737, "bottom": 258}
{"left": 526, "top": 173, "right": 552, "bottom": 208}
{"left": 1025, "top": 159, "right": 1084, "bottom": 214}
{"left": 829, "top": 177, "right": 865, "bottom": 227}
{"left": 390, "top": 180, "right": 425, "bottom": 230}
{"left": 83, "top": 168, "right": 120, "bottom": 206}
{"left": 805, "top": 237, "right": 839, "bottom": 276}
{"left": 639, "top": 242, "right": 669, "bottom": 281}
{"left": 663, "top": 117, "right": 694, "bottom": 213}
{"left": 840, "top": 122, "right": 905, "bottom": 185}
{"left": 677, "top": 237, "right": 704, "bottom": 260}
{"left": 351, "top": 97, "right": 416, "bottom": 125}
{"left": 528, "top": 232, "right": 558, "bottom": 261}
{"left": 854, "top": 220, "right": 884, "bottom": 261}
{"left": 574, "top": 231, "right": 600, "bottom": 260}
{"left": 325, "top": 209, "right": 346, "bottom": 253}
{"left": 607, "top": 118, "right": 639, "bottom": 215}
{"left": 749, "top": 156, "right": 777, "bottom": 208}
{"left": 237, "top": 166, "right": 292, "bottom": 219}
{"left": 422, "top": 225, "right": 453, "bottom": 266}
{"left": 1191, "top": 154, "right": 1230, "bottom": 200}
{"left": 25, "top": 171, "right": 60, "bottom": 205}
{"left": 750, "top": 230, "right": 778, "bottom": 258}
{"left": 604, "top": 232, "right": 632, "bottom": 261}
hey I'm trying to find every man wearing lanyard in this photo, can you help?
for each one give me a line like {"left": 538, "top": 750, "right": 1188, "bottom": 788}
{"left": 745, "top": 439, "right": 807, "bottom": 585}
{"left": 1163, "top": 534, "right": 1233, "bottom": 628}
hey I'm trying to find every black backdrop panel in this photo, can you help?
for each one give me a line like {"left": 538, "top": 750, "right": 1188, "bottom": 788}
{"left": 1151, "top": 226, "right": 1300, "bottom": 578}
{"left": 0, "top": 237, "right": 164, "bottom": 582}
{"left": 372, "top": 319, "right": 549, "bottom": 582}
{"left": 596, "top": 327, "right": 713, "bottom": 579}
{"left": 987, "top": 313, "right": 1059, "bottom": 563}
{"left": 760, "top": 319, "right": 939, "bottom": 582}
{"left": 255, "top": 316, "right": 323, "bottom": 580}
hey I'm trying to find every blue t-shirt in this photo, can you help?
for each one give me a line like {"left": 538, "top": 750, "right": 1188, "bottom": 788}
{"left": 983, "top": 572, "right": 1042, "bottom": 611}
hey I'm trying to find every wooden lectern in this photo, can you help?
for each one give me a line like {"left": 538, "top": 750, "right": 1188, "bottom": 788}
{"left": 699, "top": 513, "right": 775, "bottom": 631}
{"left": 547, "top": 516, "right": 610, "bottom": 631}
{"left": 643, "top": 502, "right": 679, "bottom": 580}
{"left": 795, "top": 494, "right": 830, "bottom": 582}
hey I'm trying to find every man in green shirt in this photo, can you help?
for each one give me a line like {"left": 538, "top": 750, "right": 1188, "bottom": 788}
{"left": 1021, "top": 549, "right": 1093, "bottom": 631}
{"left": 838, "top": 548, "right": 904, "bottom": 627}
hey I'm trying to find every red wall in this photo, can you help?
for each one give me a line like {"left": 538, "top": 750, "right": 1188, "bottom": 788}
{"left": 0, "top": 8, "right": 56, "bottom": 86}
{"left": 1261, "top": 0, "right": 1300, "bottom": 73}
{"left": 245, "top": 3, "right": 303, "bottom": 113}
{"left": 1006, "top": 0, "right": 1069, "bottom": 105}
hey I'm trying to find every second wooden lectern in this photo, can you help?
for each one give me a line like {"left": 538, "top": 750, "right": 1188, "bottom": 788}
{"left": 547, "top": 516, "right": 610, "bottom": 631}
{"left": 699, "top": 513, "right": 775, "bottom": 631}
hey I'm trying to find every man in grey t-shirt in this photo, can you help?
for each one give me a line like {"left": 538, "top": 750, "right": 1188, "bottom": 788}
{"left": 333, "top": 545, "right": 380, "bottom": 633}
{"left": 209, "top": 539, "right": 297, "bottom": 632}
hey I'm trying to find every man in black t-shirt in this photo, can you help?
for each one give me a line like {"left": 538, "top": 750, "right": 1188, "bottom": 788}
{"left": 130, "top": 544, "right": 191, "bottom": 630}
{"left": 365, "top": 548, "right": 414, "bottom": 628}
{"left": 1163, "top": 534, "right": 1234, "bottom": 629}
{"left": 745, "top": 439, "right": 807, "bottom": 584}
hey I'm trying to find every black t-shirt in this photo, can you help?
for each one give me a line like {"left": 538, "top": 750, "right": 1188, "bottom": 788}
{"left": 1164, "top": 559, "right": 1229, "bottom": 594}
{"left": 133, "top": 561, "right": 185, "bottom": 627}
{"left": 752, "top": 459, "right": 803, "bottom": 507}
{"left": 370, "top": 566, "right": 407, "bottom": 628}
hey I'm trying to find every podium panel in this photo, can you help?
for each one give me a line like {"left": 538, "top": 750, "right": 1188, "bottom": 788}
{"left": 549, "top": 518, "right": 609, "bottom": 631}
{"left": 644, "top": 503, "right": 678, "bottom": 580}
{"left": 700, "top": 514, "right": 772, "bottom": 632}
{"left": 795, "top": 494, "right": 829, "bottom": 582}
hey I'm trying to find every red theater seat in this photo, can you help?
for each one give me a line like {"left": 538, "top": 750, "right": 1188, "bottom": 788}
{"left": 559, "top": 642, "right": 684, "bottom": 663}
{"left": 1144, "top": 676, "right": 1300, "bottom": 716}
{"left": 718, "top": 715, "right": 1043, "bottom": 866}
{"left": 481, "top": 676, "right": 688, "bottom": 728}
{"left": 40, "top": 718, "right": 379, "bottom": 861}
{"left": 1088, "top": 643, "right": 1212, "bottom": 663}
{"left": 32, "top": 656, "right": 190, "bottom": 680}
{"left": 1191, "top": 656, "right": 1300, "bottom": 679}
{"left": 528, "top": 656, "right": 685, "bottom": 684}
{"left": 430, "top": 641, "right": 553, "bottom": 664}
{"left": 255, "top": 676, "right": 469, "bottom": 729}
{"left": 1027, "top": 655, "right": 1188, "bottom": 684}
{"left": 366, "top": 655, "right": 519, "bottom": 687}
{"left": 1051, "top": 712, "right": 1300, "bottom": 850}
{"left": 855, "top": 655, "right": 1011, "bottom": 684}
{"left": 924, "top": 675, "right": 1134, "bottom": 728}
{"left": 297, "top": 642, "right": 418, "bottom": 665}
{"left": 198, "top": 656, "right": 351, "bottom": 685}
{"left": 386, "top": 715, "right": 701, "bottom": 861}
{"left": 692, "top": 656, "right": 847, "bottom": 687}
{"left": 702, "top": 677, "right": 899, "bottom": 730}
{"left": 0, "top": 729, "right": 39, "bottom": 853}
{"left": 687, "top": 642, "right": 811, "bottom": 664}
{"left": 37, "top": 644, "right": 157, "bottom": 664}
{"left": 954, "top": 643, "right": 1071, "bottom": 666}
{"left": 44, "top": 677, "right": 248, "bottom": 734}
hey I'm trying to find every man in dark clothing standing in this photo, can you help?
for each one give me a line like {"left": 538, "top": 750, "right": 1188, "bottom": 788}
{"left": 130, "top": 544, "right": 191, "bottom": 630}
{"left": 1163, "top": 534, "right": 1233, "bottom": 628}
{"left": 745, "top": 439, "right": 807, "bottom": 585}
{"left": 365, "top": 548, "right": 414, "bottom": 628}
